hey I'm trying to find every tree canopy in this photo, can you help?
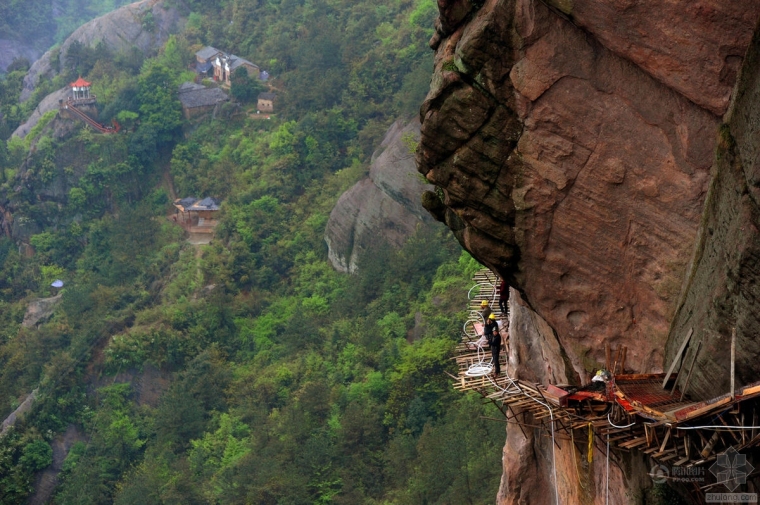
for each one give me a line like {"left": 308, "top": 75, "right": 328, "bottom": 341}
{"left": 0, "top": 1, "right": 506, "bottom": 504}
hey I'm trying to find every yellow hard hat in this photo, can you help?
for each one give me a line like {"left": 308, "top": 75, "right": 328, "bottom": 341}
{"left": 489, "top": 313, "right": 497, "bottom": 320}
{"left": 481, "top": 300, "right": 489, "bottom": 307}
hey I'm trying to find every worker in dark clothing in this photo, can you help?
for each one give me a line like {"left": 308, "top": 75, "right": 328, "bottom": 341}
{"left": 498, "top": 279, "right": 508, "bottom": 316}
{"left": 484, "top": 313, "right": 501, "bottom": 376}
{"left": 480, "top": 300, "right": 492, "bottom": 322}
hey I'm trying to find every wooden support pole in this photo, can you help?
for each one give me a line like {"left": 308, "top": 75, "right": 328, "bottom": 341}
{"left": 506, "top": 404, "right": 528, "bottom": 438}
{"left": 663, "top": 327, "right": 693, "bottom": 389}
{"left": 701, "top": 431, "right": 720, "bottom": 458}
{"left": 680, "top": 340, "right": 702, "bottom": 402}
{"left": 606, "top": 342, "right": 611, "bottom": 371}
{"left": 659, "top": 427, "right": 672, "bottom": 454}
{"left": 719, "top": 416, "right": 741, "bottom": 444}
{"left": 621, "top": 346, "right": 627, "bottom": 374}
{"left": 685, "top": 435, "right": 690, "bottom": 460}
{"left": 731, "top": 327, "right": 736, "bottom": 401}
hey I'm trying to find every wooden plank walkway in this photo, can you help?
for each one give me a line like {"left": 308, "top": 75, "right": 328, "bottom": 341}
{"left": 452, "top": 269, "right": 760, "bottom": 469}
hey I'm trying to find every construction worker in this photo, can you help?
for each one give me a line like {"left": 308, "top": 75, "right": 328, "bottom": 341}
{"left": 498, "top": 279, "right": 508, "bottom": 316}
{"left": 480, "top": 299, "right": 492, "bottom": 322}
{"left": 484, "top": 313, "right": 501, "bottom": 376}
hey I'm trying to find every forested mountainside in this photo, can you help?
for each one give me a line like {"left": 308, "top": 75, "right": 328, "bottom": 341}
{"left": 0, "top": 1, "right": 506, "bottom": 504}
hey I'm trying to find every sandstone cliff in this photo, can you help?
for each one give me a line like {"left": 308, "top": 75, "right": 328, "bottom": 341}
{"left": 20, "top": 0, "right": 181, "bottom": 103}
{"left": 326, "top": 118, "right": 436, "bottom": 273}
{"left": 666, "top": 28, "right": 760, "bottom": 402}
{"left": 12, "top": 87, "right": 70, "bottom": 139}
{"left": 418, "top": 0, "right": 760, "bottom": 503}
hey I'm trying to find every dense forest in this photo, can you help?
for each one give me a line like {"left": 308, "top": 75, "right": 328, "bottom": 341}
{"left": 0, "top": 1, "right": 505, "bottom": 503}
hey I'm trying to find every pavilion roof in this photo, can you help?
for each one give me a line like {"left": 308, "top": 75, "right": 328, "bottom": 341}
{"left": 70, "top": 77, "right": 91, "bottom": 88}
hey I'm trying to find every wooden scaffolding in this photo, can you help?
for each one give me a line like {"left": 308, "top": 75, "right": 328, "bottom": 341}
{"left": 453, "top": 269, "right": 760, "bottom": 474}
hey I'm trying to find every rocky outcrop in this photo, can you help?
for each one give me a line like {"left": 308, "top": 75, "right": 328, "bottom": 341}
{"left": 0, "top": 389, "right": 37, "bottom": 437}
{"left": 666, "top": 28, "right": 760, "bottom": 401}
{"left": 418, "top": 0, "right": 760, "bottom": 502}
{"left": 417, "top": 0, "right": 755, "bottom": 379}
{"left": 20, "top": 0, "right": 182, "bottom": 102}
{"left": 28, "top": 424, "right": 87, "bottom": 505}
{"left": 12, "top": 87, "right": 69, "bottom": 138}
{"left": 326, "top": 118, "right": 436, "bottom": 272}
{"left": 22, "top": 294, "right": 62, "bottom": 328}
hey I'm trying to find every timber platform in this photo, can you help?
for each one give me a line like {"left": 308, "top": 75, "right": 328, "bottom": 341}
{"left": 454, "top": 269, "right": 760, "bottom": 473}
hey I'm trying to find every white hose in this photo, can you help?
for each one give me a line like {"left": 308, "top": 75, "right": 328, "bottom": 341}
{"left": 606, "top": 412, "right": 635, "bottom": 429}
{"left": 485, "top": 366, "right": 560, "bottom": 505}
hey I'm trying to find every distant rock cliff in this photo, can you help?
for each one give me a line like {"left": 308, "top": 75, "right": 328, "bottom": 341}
{"left": 0, "top": 39, "right": 41, "bottom": 73}
{"left": 20, "top": 0, "right": 181, "bottom": 103}
{"left": 667, "top": 29, "right": 760, "bottom": 402}
{"left": 326, "top": 118, "right": 436, "bottom": 273}
{"left": 418, "top": 0, "right": 760, "bottom": 503}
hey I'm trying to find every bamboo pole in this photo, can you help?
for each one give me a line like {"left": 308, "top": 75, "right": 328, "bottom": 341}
{"left": 663, "top": 328, "right": 693, "bottom": 389}
{"left": 731, "top": 327, "right": 736, "bottom": 401}
{"left": 680, "top": 340, "right": 702, "bottom": 402}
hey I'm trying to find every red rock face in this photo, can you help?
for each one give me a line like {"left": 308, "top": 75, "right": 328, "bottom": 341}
{"left": 553, "top": 0, "right": 757, "bottom": 115}
{"left": 419, "top": 0, "right": 759, "bottom": 378}
{"left": 419, "top": 0, "right": 760, "bottom": 502}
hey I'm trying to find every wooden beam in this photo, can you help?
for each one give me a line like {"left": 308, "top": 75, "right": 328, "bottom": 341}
{"left": 622, "top": 346, "right": 628, "bottom": 374}
{"left": 719, "top": 416, "right": 741, "bottom": 444}
{"left": 700, "top": 431, "right": 720, "bottom": 458}
{"left": 680, "top": 340, "right": 702, "bottom": 402}
{"left": 683, "top": 396, "right": 732, "bottom": 420}
{"left": 659, "top": 427, "right": 672, "bottom": 454}
{"left": 613, "top": 346, "right": 622, "bottom": 375}
{"left": 663, "top": 327, "right": 693, "bottom": 389}
{"left": 731, "top": 327, "right": 736, "bottom": 401}
{"left": 606, "top": 342, "right": 611, "bottom": 371}
{"left": 685, "top": 434, "right": 690, "bottom": 460}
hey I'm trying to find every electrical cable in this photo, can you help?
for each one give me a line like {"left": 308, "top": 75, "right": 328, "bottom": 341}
{"left": 606, "top": 412, "right": 635, "bottom": 429}
{"left": 676, "top": 424, "right": 760, "bottom": 430}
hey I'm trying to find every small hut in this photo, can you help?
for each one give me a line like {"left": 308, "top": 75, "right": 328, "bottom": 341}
{"left": 188, "top": 197, "right": 221, "bottom": 226}
{"left": 257, "top": 92, "right": 277, "bottom": 113}
{"left": 178, "top": 82, "right": 229, "bottom": 119}
{"left": 173, "top": 197, "right": 221, "bottom": 228}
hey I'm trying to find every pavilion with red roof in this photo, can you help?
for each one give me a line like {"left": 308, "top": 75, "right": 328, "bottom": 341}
{"left": 70, "top": 77, "right": 92, "bottom": 101}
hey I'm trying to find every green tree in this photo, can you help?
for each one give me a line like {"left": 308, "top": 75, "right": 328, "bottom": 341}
{"left": 19, "top": 439, "right": 53, "bottom": 471}
{"left": 230, "top": 67, "right": 263, "bottom": 103}
{"left": 137, "top": 61, "right": 182, "bottom": 142}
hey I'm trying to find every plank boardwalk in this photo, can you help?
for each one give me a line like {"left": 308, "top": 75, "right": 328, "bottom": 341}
{"left": 453, "top": 269, "right": 760, "bottom": 470}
